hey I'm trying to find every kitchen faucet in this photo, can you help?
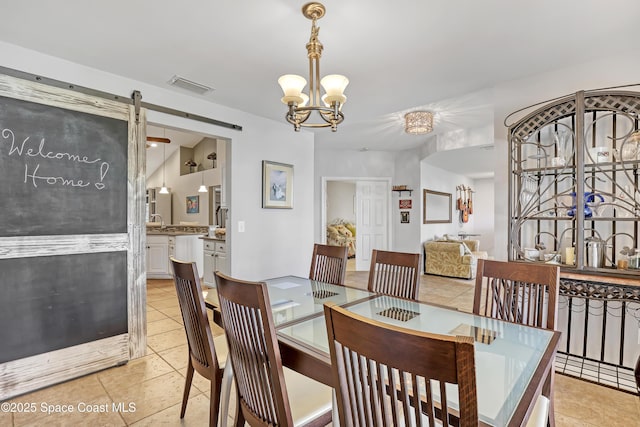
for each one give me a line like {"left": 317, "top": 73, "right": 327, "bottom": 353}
{"left": 149, "top": 214, "right": 165, "bottom": 229}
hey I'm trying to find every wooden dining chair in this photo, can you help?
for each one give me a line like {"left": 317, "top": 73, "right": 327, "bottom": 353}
{"left": 367, "top": 249, "right": 421, "bottom": 300}
{"left": 309, "top": 243, "right": 349, "bottom": 286}
{"left": 169, "top": 258, "right": 232, "bottom": 427}
{"left": 473, "top": 258, "right": 559, "bottom": 330}
{"left": 214, "top": 271, "right": 333, "bottom": 427}
{"left": 324, "top": 301, "right": 479, "bottom": 427}
{"left": 473, "top": 258, "right": 560, "bottom": 426}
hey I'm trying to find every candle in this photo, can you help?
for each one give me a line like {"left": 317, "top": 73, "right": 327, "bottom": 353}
{"left": 565, "top": 247, "right": 575, "bottom": 265}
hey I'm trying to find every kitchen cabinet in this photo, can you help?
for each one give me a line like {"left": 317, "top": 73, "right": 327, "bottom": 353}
{"left": 146, "top": 234, "right": 203, "bottom": 279}
{"left": 508, "top": 89, "right": 640, "bottom": 275}
{"left": 202, "top": 239, "right": 227, "bottom": 286}
{"left": 146, "top": 235, "right": 170, "bottom": 279}
{"left": 174, "top": 235, "right": 204, "bottom": 275}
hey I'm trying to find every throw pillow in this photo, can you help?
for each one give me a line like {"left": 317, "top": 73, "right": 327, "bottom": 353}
{"left": 461, "top": 242, "right": 473, "bottom": 255}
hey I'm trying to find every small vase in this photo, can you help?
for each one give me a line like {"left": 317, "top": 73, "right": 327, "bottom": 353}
{"left": 553, "top": 130, "right": 572, "bottom": 165}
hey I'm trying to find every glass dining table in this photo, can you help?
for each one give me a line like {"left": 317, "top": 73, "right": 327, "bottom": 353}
{"left": 204, "top": 275, "right": 560, "bottom": 427}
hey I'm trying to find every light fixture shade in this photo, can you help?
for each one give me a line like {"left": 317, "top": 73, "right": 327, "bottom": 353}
{"left": 278, "top": 74, "right": 307, "bottom": 104}
{"left": 322, "top": 94, "right": 346, "bottom": 110}
{"left": 159, "top": 186, "right": 170, "bottom": 194}
{"left": 299, "top": 93, "right": 310, "bottom": 107}
{"left": 320, "top": 74, "right": 349, "bottom": 104}
{"left": 405, "top": 111, "right": 434, "bottom": 135}
{"left": 198, "top": 184, "right": 208, "bottom": 193}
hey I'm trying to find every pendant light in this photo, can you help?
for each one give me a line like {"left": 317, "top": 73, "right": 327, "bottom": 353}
{"left": 198, "top": 145, "right": 208, "bottom": 193}
{"left": 159, "top": 135, "right": 169, "bottom": 194}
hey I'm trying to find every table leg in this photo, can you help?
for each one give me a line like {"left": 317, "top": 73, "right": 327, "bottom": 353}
{"left": 543, "top": 367, "right": 556, "bottom": 427}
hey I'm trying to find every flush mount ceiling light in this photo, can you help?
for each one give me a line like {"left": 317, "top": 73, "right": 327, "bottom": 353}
{"left": 405, "top": 111, "right": 434, "bottom": 135}
{"left": 278, "top": 2, "right": 349, "bottom": 132}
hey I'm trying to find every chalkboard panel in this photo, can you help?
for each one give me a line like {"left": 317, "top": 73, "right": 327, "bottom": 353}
{"left": 0, "top": 251, "right": 128, "bottom": 364}
{"left": 0, "top": 95, "right": 128, "bottom": 237}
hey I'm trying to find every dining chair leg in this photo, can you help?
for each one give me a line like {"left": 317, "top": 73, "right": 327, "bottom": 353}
{"left": 210, "top": 372, "right": 222, "bottom": 427}
{"left": 181, "top": 358, "right": 194, "bottom": 418}
{"left": 218, "top": 359, "right": 233, "bottom": 427}
{"left": 234, "top": 389, "right": 245, "bottom": 427}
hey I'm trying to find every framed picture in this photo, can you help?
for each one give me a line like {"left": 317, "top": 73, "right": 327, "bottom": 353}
{"left": 262, "top": 160, "right": 293, "bottom": 209}
{"left": 186, "top": 195, "right": 199, "bottom": 214}
{"left": 400, "top": 211, "right": 410, "bottom": 223}
{"left": 399, "top": 199, "right": 412, "bottom": 209}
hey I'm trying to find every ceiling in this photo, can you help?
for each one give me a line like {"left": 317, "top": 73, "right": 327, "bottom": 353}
{"left": 2, "top": 1, "right": 639, "bottom": 176}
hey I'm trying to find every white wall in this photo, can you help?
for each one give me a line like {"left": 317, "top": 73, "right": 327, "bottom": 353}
{"left": 327, "top": 181, "right": 355, "bottom": 223}
{"left": 0, "top": 41, "right": 316, "bottom": 280}
{"left": 472, "top": 177, "right": 495, "bottom": 256}
{"left": 393, "top": 148, "right": 422, "bottom": 253}
{"left": 420, "top": 163, "right": 476, "bottom": 242}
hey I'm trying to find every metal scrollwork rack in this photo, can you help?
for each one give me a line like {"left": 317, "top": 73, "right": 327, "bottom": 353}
{"left": 508, "top": 89, "right": 640, "bottom": 394}
{"left": 508, "top": 89, "right": 640, "bottom": 273}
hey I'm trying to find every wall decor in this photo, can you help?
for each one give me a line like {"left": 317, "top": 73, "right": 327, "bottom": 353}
{"left": 262, "top": 160, "right": 293, "bottom": 209}
{"left": 423, "top": 189, "right": 452, "bottom": 224}
{"left": 186, "top": 195, "right": 199, "bottom": 214}
{"left": 400, "top": 211, "right": 410, "bottom": 223}
{"left": 399, "top": 199, "right": 412, "bottom": 209}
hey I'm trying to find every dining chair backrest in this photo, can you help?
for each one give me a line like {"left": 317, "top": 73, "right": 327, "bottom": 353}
{"left": 367, "top": 249, "right": 421, "bottom": 300}
{"left": 324, "top": 302, "right": 478, "bottom": 427}
{"left": 169, "top": 258, "right": 224, "bottom": 427}
{"left": 473, "top": 259, "right": 559, "bottom": 330}
{"left": 213, "top": 272, "right": 295, "bottom": 426}
{"left": 309, "top": 243, "right": 349, "bottom": 286}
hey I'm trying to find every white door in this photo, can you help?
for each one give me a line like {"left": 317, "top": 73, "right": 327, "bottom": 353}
{"left": 355, "top": 181, "right": 388, "bottom": 270}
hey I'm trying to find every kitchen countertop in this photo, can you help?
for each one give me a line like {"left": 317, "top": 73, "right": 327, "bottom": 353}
{"left": 147, "top": 231, "right": 206, "bottom": 236}
{"left": 200, "top": 236, "right": 226, "bottom": 242}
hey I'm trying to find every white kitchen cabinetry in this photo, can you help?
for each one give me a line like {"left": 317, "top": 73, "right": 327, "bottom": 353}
{"left": 147, "top": 234, "right": 204, "bottom": 279}
{"left": 202, "top": 239, "right": 227, "bottom": 286}
{"left": 146, "top": 235, "right": 170, "bottom": 279}
{"left": 173, "top": 235, "right": 204, "bottom": 276}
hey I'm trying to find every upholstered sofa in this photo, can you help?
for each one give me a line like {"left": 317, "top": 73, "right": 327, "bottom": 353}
{"left": 326, "top": 220, "right": 356, "bottom": 258}
{"left": 423, "top": 239, "right": 487, "bottom": 279}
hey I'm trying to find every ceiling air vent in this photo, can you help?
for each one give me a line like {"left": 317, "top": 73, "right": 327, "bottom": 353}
{"left": 167, "top": 75, "right": 214, "bottom": 95}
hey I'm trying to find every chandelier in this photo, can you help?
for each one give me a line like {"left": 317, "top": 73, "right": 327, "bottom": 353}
{"left": 405, "top": 111, "right": 434, "bottom": 135}
{"left": 278, "top": 2, "right": 349, "bottom": 132}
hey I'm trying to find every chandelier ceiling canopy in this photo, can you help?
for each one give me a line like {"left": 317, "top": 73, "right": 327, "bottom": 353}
{"left": 278, "top": 2, "right": 349, "bottom": 132}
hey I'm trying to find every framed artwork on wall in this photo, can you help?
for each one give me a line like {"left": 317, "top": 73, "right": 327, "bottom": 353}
{"left": 186, "top": 195, "right": 199, "bottom": 214}
{"left": 262, "top": 160, "right": 293, "bottom": 209}
{"left": 399, "top": 199, "right": 412, "bottom": 209}
{"left": 400, "top": 211, "right": 410, "bottom": 223}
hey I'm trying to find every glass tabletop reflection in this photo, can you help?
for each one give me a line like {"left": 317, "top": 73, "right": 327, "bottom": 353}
{"left": 203, "top": 275, "right": 374, "bottom": 326}
{"left": 278, "top": 294, "right": 555, "bottom": 426}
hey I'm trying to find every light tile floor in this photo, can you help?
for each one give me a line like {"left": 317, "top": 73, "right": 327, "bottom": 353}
{"left": 3, "top": 272, "right": 639, "bottom": 426}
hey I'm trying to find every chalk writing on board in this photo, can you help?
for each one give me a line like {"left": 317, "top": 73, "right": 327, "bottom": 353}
{"left": 2, "top": 127, "right": 111, "bottom": 190}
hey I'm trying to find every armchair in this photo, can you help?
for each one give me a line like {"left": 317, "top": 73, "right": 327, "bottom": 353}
{"left": 423, "top": 239, "right": 487, "bottom": 279}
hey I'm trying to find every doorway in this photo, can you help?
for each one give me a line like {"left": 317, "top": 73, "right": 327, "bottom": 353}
{"left": 321, "top": 177, "right": 391, "bottom": 271}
